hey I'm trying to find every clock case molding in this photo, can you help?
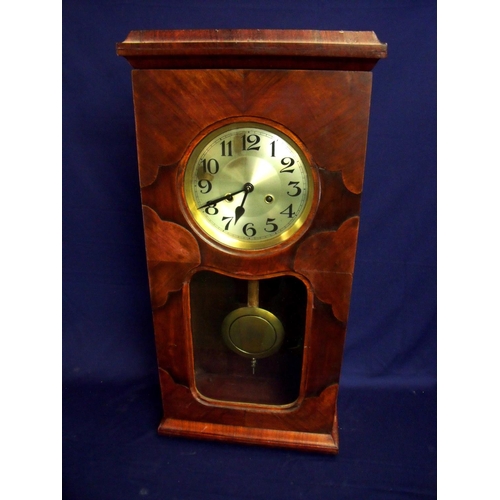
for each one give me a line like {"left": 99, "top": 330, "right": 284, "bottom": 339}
{"left": 117, "top": 29, "right": 387, "bottom": 453}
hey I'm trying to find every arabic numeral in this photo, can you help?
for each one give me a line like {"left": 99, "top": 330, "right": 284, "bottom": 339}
{"left": 222, "top": 216, "right": 233, "bottom": 231}
{"left": 280, "top": 157, "right": 295, "bottom": 173}
{"left": 287, "top": 181, "right": 301, "bottom": 197}
{"left": 264, "top": 218, "right": 278, "bottom": 233}
{"left": 270, "top": 140, "right": 276, "bottom": 157}
{"left": 205, "top": 205, "right": 219, "bottom": 216}
{"left": 201, "top": 158, "right": 219, "bottom": 174}
{"left": 280, "top": 204, "right": 295, "bottom": 218}
{"left": 197, "top": 179, "right": 212, "bottom": 194}
{"left": 242, "top": 222, "right": 257, "bottom": 237}
{"left": 242, "top": 134, "right": 261, "bottom": 151}
{"left": 221, "top": 140, "right": 232, "bottom": 157}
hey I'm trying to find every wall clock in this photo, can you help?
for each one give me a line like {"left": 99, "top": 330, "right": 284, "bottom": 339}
{"left": 117, "top": 29, "right": 387, "bottom": 453}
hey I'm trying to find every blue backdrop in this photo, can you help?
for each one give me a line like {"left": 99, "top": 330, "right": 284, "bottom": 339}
{"left": 63, "top": 1, "right": 436, "bottom": 498}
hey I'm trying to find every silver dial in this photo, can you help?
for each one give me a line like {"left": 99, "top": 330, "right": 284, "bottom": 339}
{"left": 183, "top": 122, "right": 314, "bottom": 251}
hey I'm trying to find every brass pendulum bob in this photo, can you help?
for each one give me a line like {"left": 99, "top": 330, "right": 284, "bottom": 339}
{"left": 221, "top": 280, "right": 285, "bottom": 374}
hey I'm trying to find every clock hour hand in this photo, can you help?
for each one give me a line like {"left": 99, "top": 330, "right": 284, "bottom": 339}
{"left": 197, "top": 187, "right": 246, "bottom": 210}
{"left": 234, "top": 183, "right": 254, "bottom": 224}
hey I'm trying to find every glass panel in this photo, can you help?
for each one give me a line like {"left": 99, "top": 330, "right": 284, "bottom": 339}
{"left": 189, "top": 271, "right": 307, "bottom": 406}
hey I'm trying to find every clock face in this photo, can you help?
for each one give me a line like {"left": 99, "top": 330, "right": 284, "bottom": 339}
{"left": 182, "top": 122, "right": 315, "bottom": 251}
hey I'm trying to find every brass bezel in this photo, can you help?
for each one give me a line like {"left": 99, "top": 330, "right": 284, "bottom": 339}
{"left": 182, "top": 120, "right": 316, "bottom": 251}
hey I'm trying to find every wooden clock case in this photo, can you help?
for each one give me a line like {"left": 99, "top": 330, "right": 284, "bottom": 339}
{"left": 117, "top": 29, "right": 387, "bottom": 453}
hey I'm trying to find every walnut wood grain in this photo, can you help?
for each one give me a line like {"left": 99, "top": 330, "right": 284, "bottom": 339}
{"left": 118, "top": 29, "right": 385, "bottom": 453}
{"left": 142, "top": 206, "right": 201, "bottom": 308}
{"left": 157, "top": 367, "right": 339, "bottom": 453}
{"left": 295, "top": 218, "right": 359, "bottom": 323}
{"left": 133, "top": 69, "right": 372, "bottom": 192}
{"left": 117, "top": 29, "right": 387, "bottom": 71}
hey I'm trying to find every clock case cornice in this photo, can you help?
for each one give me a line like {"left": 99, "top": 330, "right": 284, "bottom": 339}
{"left": 116, "top": 29, "right": 387, "bottom": 71}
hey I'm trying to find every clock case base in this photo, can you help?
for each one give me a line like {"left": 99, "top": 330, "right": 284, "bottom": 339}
{"left": 117, "top": 30, "right": 387, "bottom": 454}
{"left": 159, "top": 409, "right": 340, "bottom": 454}
{"left": 157, "top": 360, "right": 340, "bottom": 453}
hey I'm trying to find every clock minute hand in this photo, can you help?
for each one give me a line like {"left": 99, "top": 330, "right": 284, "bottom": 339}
{"left": 197, "top": 187, "right": 246, "bottom": 210}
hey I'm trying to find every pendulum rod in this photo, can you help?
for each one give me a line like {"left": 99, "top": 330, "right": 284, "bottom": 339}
{"left": 221, "top": 278, "right": 285, "bottom": 374}
{"left": 248, "top": 280, "right": 259, "bottom": 374}
{"left": 247, "top": 280, "right": 259, "bottom": 308}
